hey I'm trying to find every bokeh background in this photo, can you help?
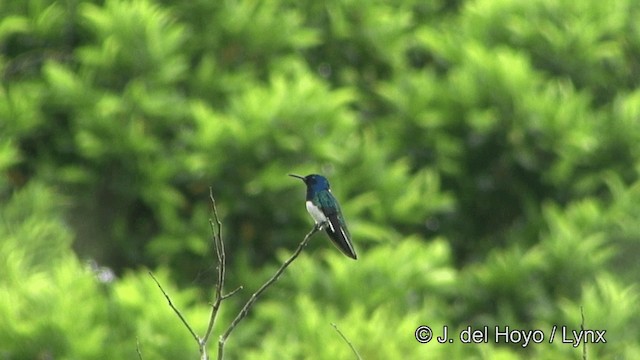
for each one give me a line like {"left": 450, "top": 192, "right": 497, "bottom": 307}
{"left": 2, "top": 0, "right": 639, "bottom": 358}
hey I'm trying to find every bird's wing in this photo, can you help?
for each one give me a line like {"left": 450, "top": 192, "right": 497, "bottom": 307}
{"left": 317, "top": 191, "right": 357, "bottom": 259}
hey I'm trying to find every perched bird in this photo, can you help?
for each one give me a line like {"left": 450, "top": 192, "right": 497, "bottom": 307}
{"left": 289, "top": 174, "right": 357, "bottom": 260}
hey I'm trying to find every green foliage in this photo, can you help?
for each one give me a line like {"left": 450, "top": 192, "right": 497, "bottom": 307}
{"left": 1, "top": 0, "right": 639, "bottom": 358}
{"left": 0, "top": 183, "right": 209, "bottom": 359}
{"left": 0, "top": 183, "right": 106, "bottom": 359}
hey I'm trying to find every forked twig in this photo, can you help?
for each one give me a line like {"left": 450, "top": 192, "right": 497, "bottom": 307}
{"left": 149, "top": 189, "right": 241, "bottom": 360}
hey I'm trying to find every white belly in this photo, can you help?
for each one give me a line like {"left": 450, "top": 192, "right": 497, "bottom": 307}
{"left": 306, "top": 201, "right": 327, "bottom": 224}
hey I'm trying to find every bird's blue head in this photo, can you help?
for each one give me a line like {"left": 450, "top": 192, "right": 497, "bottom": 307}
{"left": 289, "top": 174, "right": 331, "bottom": 193}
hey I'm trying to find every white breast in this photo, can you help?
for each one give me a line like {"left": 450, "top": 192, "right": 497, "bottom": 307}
{"left": 306, "top": 201, "right": 327, "bottom": 224}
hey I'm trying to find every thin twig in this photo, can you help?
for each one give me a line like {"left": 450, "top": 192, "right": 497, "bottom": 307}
{"left": 149, "top": 271, "right": 199, "bottom": 343}
{"left": 222, "top": 286, "right": 243, "bottom": 300}
{"left": 581, "top": 306, "right": 587, "bottom": 360}
{"left": 136, "top": 337, "right": 143, "bottom": 360}
{"left": 331, "top": 323, "right": 362, "bottom": 360}
{"left": 217, "top": 224, "right": 321, "bottom": 360}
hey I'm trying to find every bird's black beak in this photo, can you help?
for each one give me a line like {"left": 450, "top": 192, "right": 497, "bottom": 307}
{"left": 288, "top": 174, "right": 306, "bottom": 182}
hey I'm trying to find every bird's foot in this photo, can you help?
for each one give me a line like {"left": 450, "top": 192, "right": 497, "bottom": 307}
{"left": 313, "top": 221, "right": 328, "bottom": 232}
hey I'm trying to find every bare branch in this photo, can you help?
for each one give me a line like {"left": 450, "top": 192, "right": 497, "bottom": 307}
{"left": 149, "top": 271, "right": 199, "bottom": 343}
{"left": 331, "top": 323, "right": 362, "bottom": 360}
{"left": 217, "top": 224, "right": 321, "bottom": 359}
{"left": 203, "top": 188, "right": 228, "bottom": 345}
{"left": 152, "top": 191, "right": 320, "bottom": 360}
{"left": 152, "top": 190, "right": 237, "bottom": 360}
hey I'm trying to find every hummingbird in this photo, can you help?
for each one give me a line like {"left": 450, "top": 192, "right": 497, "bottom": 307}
{"left": 289, "top": 174, "right": 357, "bottom": 260}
